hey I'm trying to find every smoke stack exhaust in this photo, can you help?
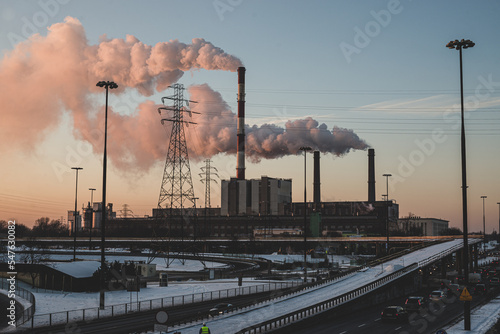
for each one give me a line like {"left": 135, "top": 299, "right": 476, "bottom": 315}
{"left": 236, "top": 66, "right": 246, "bottom": 179}
{"left": 368, "top": 148, "right": 375, "bottom": 202}
{"left": 313, "top": 150, "right": 321, "bottom": 205}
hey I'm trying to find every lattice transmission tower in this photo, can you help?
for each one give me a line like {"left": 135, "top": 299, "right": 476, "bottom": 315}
{"left": 199, "top": 159, "right": 219, "bottom": 210}
{"left": 199, "top": 159, "right": 219, "bottom": 235}
{"left": 148, "top": 83, "right": 201, "bottom": 265}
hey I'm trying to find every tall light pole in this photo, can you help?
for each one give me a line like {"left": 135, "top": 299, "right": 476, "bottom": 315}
{"left": 383, "top": 173, "right": 392, "bottom": 253}
{"left": 481, "top": 196, "right": 487, "bottom": 251}
{"left": 89, "top": 188, "right": 96, "bottom": 250}
{"left": 497, "top": 202, "right": 500, "bottom": 243}
{"left": 446, "top": 38, "right": 475, "bottom": 331}
{"left": 300, "top": 146, "right": 312, "bottom": 283}
{"left": 96, "top": 80, "right": 118, "bottom": 309}
{"left": 71, "top": 167, "right": 83, "bottom": 261}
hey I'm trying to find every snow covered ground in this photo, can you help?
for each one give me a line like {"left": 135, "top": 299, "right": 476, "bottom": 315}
{"left": 31, "top": 278, "right": 291, "bottom": 315}
{"left": 9, "top": 253, "right": 357, "bottom": 316}
{"left": 36, "top": 254, "right": 229, "bottom": 272}
{"left": 445, "top": 296, "right": 500, "bottom": 334}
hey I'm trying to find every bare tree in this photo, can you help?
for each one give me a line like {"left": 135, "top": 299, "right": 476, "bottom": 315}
{"left": 20, "top": 236, "right": 46, "bottom": 288}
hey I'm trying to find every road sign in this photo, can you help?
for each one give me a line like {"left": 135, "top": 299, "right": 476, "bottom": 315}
{"left": 460, "top": 287, "right": 472, "bottom": 301}
{"left": 436, "top": 330, "right": 447, "bottom": 334}
{"left": 156, "top": 310, "right": 169, "bottom": 324}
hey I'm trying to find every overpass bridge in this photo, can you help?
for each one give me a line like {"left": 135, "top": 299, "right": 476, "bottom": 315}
{"left": 9, "top": 235, "right": 483, "bottom": 257}
{"left": 162, "top": 238, "right": 482, "bottom": 334}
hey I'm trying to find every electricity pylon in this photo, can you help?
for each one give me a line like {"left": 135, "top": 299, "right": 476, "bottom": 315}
{"left": 199, "top": 159, "right": 219, "bottom": 236}
{"left": 148, "top": 84, "right": 202, "bottom": 266}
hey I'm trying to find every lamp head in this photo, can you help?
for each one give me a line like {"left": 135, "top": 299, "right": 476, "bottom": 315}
{"left": 96, "top": 81, "right": 118, "bottom": 89}
{"left": 446, "top": 39, "right": 475, "bottom": 50}
{"left": 299, "top": 146, "right": 312, "bottom": 152}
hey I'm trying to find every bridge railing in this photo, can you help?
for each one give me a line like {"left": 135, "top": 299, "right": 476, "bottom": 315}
{"left": 417, "top": 241, "right": 464, "bottom": 268}
{"left": 234, "top": 263, "right": 419, "bottom": 334}
{"left": 19, "top": 279, "right": 303, "bottom": 329}
{"left": 0, "top": 278, "right": 36, "bottom": 327}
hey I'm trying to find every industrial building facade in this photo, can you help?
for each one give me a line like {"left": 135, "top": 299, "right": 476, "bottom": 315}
{"left": 221, "top": 176, "right": 292, "bottom": 216}
{"left": 397, "top": 216, "right": 449, "bottom": 236}
{"left": 68, "top": 202, "right": 116, "bottom": 234}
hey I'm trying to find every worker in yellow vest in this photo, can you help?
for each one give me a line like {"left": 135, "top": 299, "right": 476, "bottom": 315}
{"left": 199, "top": 322, "right": 211, "bottom": 334}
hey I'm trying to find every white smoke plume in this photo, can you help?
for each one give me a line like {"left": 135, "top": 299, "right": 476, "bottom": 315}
{"left": 0, "top": 16, "right": 241, "bottom": 169}
{"left": 0, "top": 16, "right": 368, "bottom": 173}
{"left": 187, "top": 85, "right": 369, "bottom": 161}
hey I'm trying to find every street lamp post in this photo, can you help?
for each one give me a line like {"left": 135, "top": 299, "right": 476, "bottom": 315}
{"left": 481, "top": 196, "right": 487, "bottom": 252}
{"left": 446, "top": 38, "right": 475, "bottom": 331}
{"left": 497, "top": 202, "right": 500, "bottom": 243}
{"left": 89, "top": 188, "right": 96, "bottom": 250}
{"left": 96, "top": 80, "right": 118, "bottom": 309}
{"left": 383, "top": 173, "right": 392, "bottom": 253}
{"left": 71, "top": 167, "right": 82, "bottom": 261}
{"left": 300, "top": 146, "right": 312, "bottom": 283}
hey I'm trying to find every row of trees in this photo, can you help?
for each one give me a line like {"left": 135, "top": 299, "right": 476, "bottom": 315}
{"left": 0, "top": 217, "right": 69, "bottom": 237}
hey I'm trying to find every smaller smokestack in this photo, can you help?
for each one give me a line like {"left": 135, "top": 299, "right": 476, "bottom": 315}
{"left": 313, "top": 151, "right": 321, "bottom": 205}
{"left": 236, "top": 66, "right": 246, "bottom": 180}
{"left": 368, "top": 149, "right": 375, "bottom": 202}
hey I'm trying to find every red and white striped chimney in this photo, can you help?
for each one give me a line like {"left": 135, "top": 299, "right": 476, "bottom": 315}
{"left": 237, "top": 67, "right": 246, "bottom": 180}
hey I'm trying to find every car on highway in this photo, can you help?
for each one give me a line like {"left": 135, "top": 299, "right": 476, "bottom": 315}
{"left": 209, "top": 303, "right": 233, "bottom": 316}
{"left": 446, "top": 283, "right": 461, "bottom": 295}
{"left": 490, "top": 277, "right": 500, "bottom": 286}
{"left": 429, "top": 290, "right": 447, "bottom": 301}
{"left": 381, "top": 306, "right": 408, "bottom": 322}
{"left": 473, "top": 283, "right": 487, "bottom": 295}
{"left": 404, "top": 296, "right": 426, "bottom": 312}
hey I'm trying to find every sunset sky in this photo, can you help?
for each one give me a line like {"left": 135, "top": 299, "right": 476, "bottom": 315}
{"left": 1, "top": 0, "right": 500, "bottom": 233}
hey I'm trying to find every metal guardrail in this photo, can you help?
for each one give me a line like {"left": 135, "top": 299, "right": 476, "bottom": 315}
{"left": 235, "top": 263, "right": 419, "bottom": 334}
{"left": 166, "top": 265, "right": 366, "bottom": 330}
{"left": 418, "top": 241, "right": 463, "bottom": 268}
{"left": 21, "top": 280, "right": 303, "bottom": 329}
{"left": 0, "top": 278, "right": 36, "bottom": 326}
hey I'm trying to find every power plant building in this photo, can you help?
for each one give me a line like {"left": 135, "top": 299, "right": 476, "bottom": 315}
{"left": 221, "top": 176, "right": 292, "bottom": 216}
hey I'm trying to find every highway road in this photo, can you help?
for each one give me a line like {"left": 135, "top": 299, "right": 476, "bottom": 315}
{"left": 276, "top": 287, "right": 499, "bottom": 334}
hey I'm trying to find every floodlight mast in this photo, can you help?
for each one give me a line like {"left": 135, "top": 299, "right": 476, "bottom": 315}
{"left": 96, "top": 80, "right": 118, "bottom": 310}
{"left": 446, "top": 38, "right": 474, "bottom": 331}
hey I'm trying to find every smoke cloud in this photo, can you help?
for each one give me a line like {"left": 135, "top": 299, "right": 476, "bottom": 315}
{"left": 0, "top": 16, "right": 368, "bottom": 173}
{"left": 0, "top": 17, "right": 241, "bottom": 163}
{"left": 186, "top": 85, "right": 369, "bottom": 161}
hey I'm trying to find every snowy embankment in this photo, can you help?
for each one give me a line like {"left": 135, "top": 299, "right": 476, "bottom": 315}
{"left": 445, "top": 296, "right": 500, "bottom": 334}
{"left": 32, "top": 278, "right": 281, "bottom": 314}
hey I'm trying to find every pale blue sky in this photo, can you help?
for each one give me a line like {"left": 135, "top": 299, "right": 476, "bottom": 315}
{"left": 1, "top": 1, "right": 500, "bottom": 233}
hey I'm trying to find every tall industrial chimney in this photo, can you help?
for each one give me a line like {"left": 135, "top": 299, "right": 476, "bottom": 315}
{"left": 313, "top": 150, "right": 321, "bottom": 205}
{"left": 236, "top": 67, "right": 246, "bottom": 180}
{"left": 368, "top": 148, "right": 375, "bottom": 202}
